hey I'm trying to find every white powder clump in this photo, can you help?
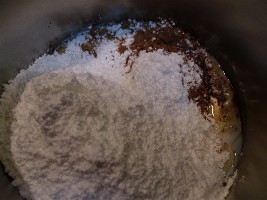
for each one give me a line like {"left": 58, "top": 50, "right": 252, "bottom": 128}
{"left": 0, "top": 20, "right": 236, "bottom": 200}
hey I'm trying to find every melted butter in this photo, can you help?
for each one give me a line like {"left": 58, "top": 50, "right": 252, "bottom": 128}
{"left": 207, "top": 57, "right": 242, "bottom": 176}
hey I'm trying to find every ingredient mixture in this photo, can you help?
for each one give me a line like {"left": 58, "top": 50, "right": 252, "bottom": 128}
{"left": 0, "top": 19, "right": 242, "bottom": 200}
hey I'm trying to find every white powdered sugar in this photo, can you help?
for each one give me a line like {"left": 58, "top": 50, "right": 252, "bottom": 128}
{"left": 0, "top": 20, "right": 237, "bottom": 200}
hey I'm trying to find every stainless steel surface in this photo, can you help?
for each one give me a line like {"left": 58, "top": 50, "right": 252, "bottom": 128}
{"left": 1, "top": 0, "right": 267, "bottom": 199}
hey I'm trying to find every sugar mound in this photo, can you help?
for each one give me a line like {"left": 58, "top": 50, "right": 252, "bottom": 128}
{"left": 0, "top": 20, "right": 238, "bottom": 200}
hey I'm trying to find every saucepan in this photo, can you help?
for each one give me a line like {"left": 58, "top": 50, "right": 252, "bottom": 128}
{"left": 0, "top": 0, "right": 267, "bottom": 199}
